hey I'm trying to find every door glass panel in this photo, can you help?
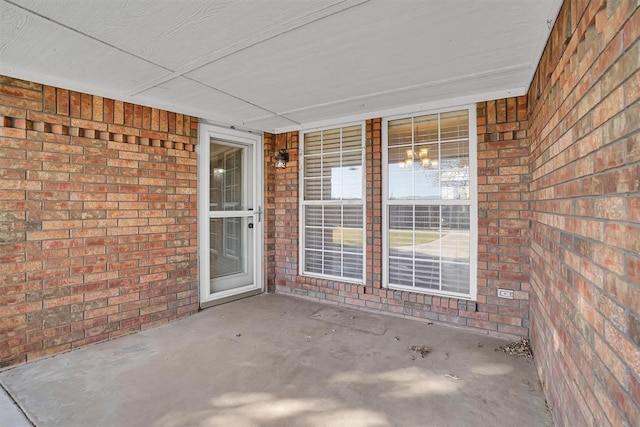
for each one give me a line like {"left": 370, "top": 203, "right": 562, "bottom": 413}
{"left": 210, "top": 143, "right": 244, "bottom": 211}
{"left": 210, "top": 217, "right": 244, "bottom": 279}
{"left": 207, "top": 138, "right": 255, "bottom": 297}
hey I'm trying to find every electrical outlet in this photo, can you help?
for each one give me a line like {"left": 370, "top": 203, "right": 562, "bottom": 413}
{"left": 498, "top": 289, "right": 514, "bottom": 299}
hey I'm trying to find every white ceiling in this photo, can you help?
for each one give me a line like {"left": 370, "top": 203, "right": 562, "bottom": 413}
{"left": 0, "top": 0, "right": 563, "bottom": 133}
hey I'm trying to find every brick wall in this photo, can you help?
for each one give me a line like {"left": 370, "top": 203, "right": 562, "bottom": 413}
{"left": 274, "top": 104, "right": 532, "bottom": 338}
{"left": 264, "top": 132, "right": 276, "bottom": 292}
{"left": 528, "top": 0, "right": 639, "bottom": 425}
{"left": 273, "top": 132, "right": 300, "bottom": 290}
{"left": 0, "top": 76, "right": 199, "bottom": 368}
{"left": 477, "top": 97, "right": 532, "bottom": 337}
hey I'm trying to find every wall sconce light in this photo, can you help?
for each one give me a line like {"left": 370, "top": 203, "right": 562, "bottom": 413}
{"left": 275, "top": 149, "right": 289, "bottom": 169}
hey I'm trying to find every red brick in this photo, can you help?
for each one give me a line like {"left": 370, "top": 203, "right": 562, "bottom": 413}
{"left": 0, "top": 77, "right": 198, "bottom": 368}
{"left": 43, "top": 295, "right": 84, "bottom": 309}
{"left": 526, "top": 0, "right": 640, "bottom": 423}
{"left": 594, "top": 335, "right": 627, "bottom": 386}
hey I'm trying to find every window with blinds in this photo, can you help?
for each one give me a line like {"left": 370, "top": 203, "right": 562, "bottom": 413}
{"left": 300, "top": 124, "right": 365, "bottom": 282}
{"left": 384, "top": 108, "right": 476, "bottom": 298}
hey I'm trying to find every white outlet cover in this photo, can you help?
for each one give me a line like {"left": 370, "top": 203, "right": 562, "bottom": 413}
{"left": 498, "top": 289, "right": 514, "bottom": 299}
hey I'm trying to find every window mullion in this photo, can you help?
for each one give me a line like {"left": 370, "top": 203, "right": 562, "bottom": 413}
{"left": 411, "top": 116, "right": 415, "bottom": 203}
{"left": 320, "top": 130, "right": 324, "bottom": 204}
{"left": 339, "top": 128, "right": 344, "bottom": 277}
{"left": 439, "top": 205, "right": 443, "bottom": 292}
{"left": 321, "top": 205, "right": 325, "bottom": 276}
{"left": 438, "top": 118, "right": 443, "bottom": 200}
{"left": 411, "top": 118, "right": 416, "bottom": 289}
{"left": 412, "top": 205, "right": 416, "bottom": 289}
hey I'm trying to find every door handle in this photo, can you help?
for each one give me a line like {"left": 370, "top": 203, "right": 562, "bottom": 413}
{"left": 248, "top": 207, "right": 262, "bottom": 222}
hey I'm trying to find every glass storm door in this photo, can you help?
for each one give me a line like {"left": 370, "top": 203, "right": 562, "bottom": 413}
{"left": 198, "top": 125, "right": 262, "bottom": 307}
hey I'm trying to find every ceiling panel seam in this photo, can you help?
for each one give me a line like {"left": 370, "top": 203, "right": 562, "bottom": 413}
{"left": 1, "top": 0, "right": 173, "bottom": 73}
{"left": 128, "top": 0, "right": 372, "bottom": 97}
{"left": 182, "top": 76, "right": 300, "bottom": 127}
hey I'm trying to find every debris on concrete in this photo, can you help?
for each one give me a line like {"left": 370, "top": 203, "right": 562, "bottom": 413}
{"left": 427, "top": 322, "right": 433, "bottom": 325}
{"left": 445, "top": 373, "right": 462, "bottom": 381}
{"left": 331, "top": 329, "right": 336, "bottom": 332}
{"left": 409, "top": 345, "right": 430, "bottom": 358}
{"left": 409, "top": 354, "right": 415, "bottom": 361}
{"left": 495, "top": 338, "right": 533, "bottom": 359}
{"left": 445, "top": 352, "right": 449, "bottom": 360}
{"left": 235, "top": 333, "right": 241, "bottom": 337}
{"left": 545, "top": 399, "right": 553, "bottom": 414}
{"left": 394, "top": 336, "right": 400, "bottom": 341}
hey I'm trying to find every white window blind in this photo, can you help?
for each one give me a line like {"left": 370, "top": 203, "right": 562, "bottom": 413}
{"left": 301, "top": 124, "right": 365, "bottom": 282}
{"left": 384, "top": 109, "right": 476, "bottom": 298}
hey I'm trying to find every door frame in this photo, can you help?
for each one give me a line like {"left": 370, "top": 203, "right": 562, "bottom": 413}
{"left": 197, "top": 123, "right": 263, "bottom": 308}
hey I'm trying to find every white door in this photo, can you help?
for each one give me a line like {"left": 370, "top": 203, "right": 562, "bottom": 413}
{"left": 198, "top": 125, "right": 263, "bottom": 307}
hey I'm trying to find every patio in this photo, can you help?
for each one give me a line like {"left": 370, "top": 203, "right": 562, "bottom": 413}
{"left": 0, "top": 294, "right": 550, "bottom": 427}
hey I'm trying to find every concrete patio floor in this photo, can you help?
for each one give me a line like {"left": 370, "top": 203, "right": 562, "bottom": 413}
{"left": 0, "top": 294, "right": 552, "bottom": 427}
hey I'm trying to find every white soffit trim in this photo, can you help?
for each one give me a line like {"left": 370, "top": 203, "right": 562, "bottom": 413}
{"left": 272, "top": 87, "right": 526, "bottom": 134}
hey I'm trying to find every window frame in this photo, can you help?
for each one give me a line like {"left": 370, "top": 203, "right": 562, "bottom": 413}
{"left": 299, "top": 122, "right": 367, "bottom": 284}
{"left": 382, "top": 105, "right": 478, "bottom": 300}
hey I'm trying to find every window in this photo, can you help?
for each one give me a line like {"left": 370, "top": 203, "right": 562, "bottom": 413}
{"left": 300, "top": 124, "right": 365, "bottom": 282}
{"left": 383, "top": 108, "right": 476, "bottom": 299}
